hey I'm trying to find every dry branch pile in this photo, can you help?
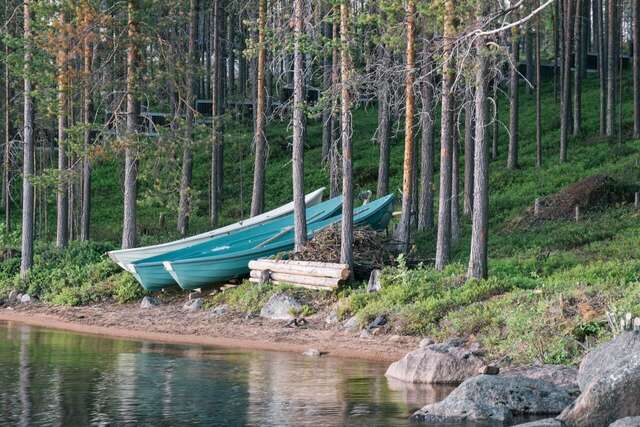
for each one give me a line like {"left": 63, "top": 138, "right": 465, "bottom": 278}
{"left": 289, "top": 225, "right": 395, "bottom": 278}
{"left": 512, "top": 175, "right": 632, "bottom": 228}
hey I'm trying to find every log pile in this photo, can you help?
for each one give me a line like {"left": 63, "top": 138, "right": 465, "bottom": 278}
{"left": 248, "top": 259, "right": 350, "bottom": 290}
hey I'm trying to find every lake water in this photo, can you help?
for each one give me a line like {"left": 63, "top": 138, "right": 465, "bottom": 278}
{"left": 0, "top": 321, "right": 454, "bottom": 426}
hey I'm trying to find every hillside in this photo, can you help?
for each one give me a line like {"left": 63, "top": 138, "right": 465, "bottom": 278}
{"left": 2, "top": 71, "right": 640, "bottom": 365}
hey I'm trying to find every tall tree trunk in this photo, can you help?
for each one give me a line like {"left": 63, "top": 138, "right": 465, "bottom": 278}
{"left": 4, "top": 3, "right": 11, "bottom": 233}
{"left": 451, "top": 122, "right": 460, "bottom": 243}
{"left": 376, "top": 47, "right": 391, "bottom": 198}
{"left": 394, "top": 0, "right": 415, "bottom": 254}
{"left": 463, "top": 87, "right": 474, "bottom": 216}
{"left": 339, "top": 0, "right": 353, "bottom": 270}
{"left": 536, "top": 0, "right": 543, "bottom": 168}
{"left": 178, "top": 0, "right": 197, "bottom": 236}
{"left": 80, "top": 3, "right": 93, "bottom": 242}
{"left": 211, "top": 0, "right": 223, "bottom": 225}
{"left": 435, "top": 0, "right": 455, "bottom": 271}
{"left": 560, "top": 0, "right": 574, "bottom": 162}
{"left": 606, "top": 0, "right": 617, "bottom": 136}
{"left": 122, "top": 0, "right": 139, "bottom": 249}
{"left": 321, "top": 20, "right": 332, "bottom": 163}
{"left": 20, "top": 0, "right": 34, "bottom": 277}
{"left": 491, "top": 79, "right": 498, "bottom": 160}
{"left": 507, "top": 27, "right": 519, "bottom": 170}
{"left": 250, "top": 0, "right": 267, "bottom": 216}
{"left": 227, "top": 13, "right": 235, "bottom": 97}
{"left": 418, "top": 43, "right": 435, "bottom": 232}
{"left": 329, "top": 17, "right": 341, "bottom": 198}
{"left": 468, "top": 0, "right": 489, "bottom": 280}
{"left": 292, "top": 0, "right": 307, "bottom": 251}
{"left": 634, "top": 0, "right": 640, "bottom": 138}
{"left": 56, "top": 12, "right": 68, "bottom": 248}
{"left": 597, "top": 0, "right": 607, "bottom": 135}
{"left": 573, "top": 0, "right": 583, "bottom": 137}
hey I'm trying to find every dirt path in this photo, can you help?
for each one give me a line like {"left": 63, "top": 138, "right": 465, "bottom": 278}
{"left": 0, "top": 302, "right": 417, "bottom": 363}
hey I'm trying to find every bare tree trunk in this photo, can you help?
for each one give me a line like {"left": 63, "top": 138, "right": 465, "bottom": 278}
{"left": 463, "top": 87, "right": 474, "bottom": 216}
{"left": 491, "top": 79, "right": 498, "bottom": 160}
{"left": 292, "top": 0, "right": 307, "bottom": 251}
{"left": 507, "top": 27, "right": 519, "bottom": 170}
{"left": 321, "top": 21, "right": 332, "bottom": 162}
{"left": 122, "top": 0, "right": 139, "bottom": 249}
{"left": 560, "top": 0, "right": 574, "bottom": 162}
{"left": 394, "top": 0, "right": 415, "bottom": 254}
{"left": 573, "top": 0, "right": 583, "bottom": 137}
{"left": 536, "top": 0, "right": 543, "bottom": 168}
{"left": 56, "top": 12, "right": 68, "bottom": 248}
{"left": 596, "top": 0, "right": 607, "bottom": 135}
{"left": 339, "top": 0, "right": 353, "bottom": 270}
{"left": 634, "top": 0, "right": 640, "bottom": 138}
{"left": 606, "top": 0, "right": 617, "bottom": 136}
{"left": 376, "top": 47, "right": 391, "bottom": 198}
{"left": 435, "top": 0, "right": 455, "bottom": 271}
{"left": 329, "top": 17, "right": 341, "bottom": 198}
{"left": 418, "top": 43, "right": 435, "bottom": 232}
{"left": 80, "top": 5, "right": 92, "bottom": 242}
{"left": 451, "top": 110, "right": 460, "bottom": 244}
{"left": 250, "top": 0, "right": 267, "bottom": 217}
{"left": 468, "top": 0, "right": 489, "bottom": 280}
{"left": 20, "top": 0, "right": 34, "bottom": 277}
{"left": 210, "top": 0, "right": 223, "bottom": 225}
{"left": 227, "top": 13, "right": 235, "bottom": 97}
{"left": 178, "top": 0, "right": 197, "bottom": 236}
{"left": 3, "top": 16, "right": 10, "bottom": 232}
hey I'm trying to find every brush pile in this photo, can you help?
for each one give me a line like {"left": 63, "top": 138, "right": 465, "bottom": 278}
{"left": 290, "top": 225, "right": 394, "bottom": 278}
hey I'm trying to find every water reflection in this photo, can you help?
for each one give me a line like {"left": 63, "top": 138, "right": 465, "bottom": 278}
{"left": 0, "top": 321, "right": 446, "bottom": 426}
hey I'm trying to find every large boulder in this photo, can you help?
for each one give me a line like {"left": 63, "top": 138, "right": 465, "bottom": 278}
{"left": 558, "top": 332, "right": 640, "bottom": 427}
{"left": 503, "top": 364, "right": 579, "bottom": 394}
{"left": 609, "top": 417, "right": 640, "bottom": 427}
{"left": 259, "top": 293, "right": 302, "bottom": 320}
{"left": 385, "top": 339, "right": 484, "bottom": 384}
{"left": 411, "top": 375, "right": 573, "bottom": 425}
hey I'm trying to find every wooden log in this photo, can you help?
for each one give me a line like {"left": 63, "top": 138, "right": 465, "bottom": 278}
{"left": 248, "top": 259, "right": 350, "bottom": 280}
{"left": 249, "top": 270, "right": 340, "bottom": 288}
{"left": 248, "top": 278, "right": 334, "bottom": 291}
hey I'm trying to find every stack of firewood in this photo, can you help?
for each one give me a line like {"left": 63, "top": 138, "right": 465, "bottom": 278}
{"left": 248, "top": 259, "right": 350, "bottom": 290}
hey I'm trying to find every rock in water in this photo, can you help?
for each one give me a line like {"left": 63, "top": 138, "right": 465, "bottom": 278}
{"left": 183, "top": 298, "right": 203, "bottom": 312}
{"left": 259, "top": 293, "right": 301, "bottom": 320}
{"left": 558, "top": 331, "right": 640, "bottom": 427}
{"left": 503, "top": 364, "right": 579, "bottom": 394}
{"left": 609, "top": 417, "right": 640, "bottom": 427}
{"left": 19, "top": 294, "right": 31, "bottom": 304}
{"left": 140, "top": 296, "right": 159, "bottom": 309}
{"left": 513, "top": 419, "right": 564, "bottom": 427}
{"left": 385, "top": 339, "right": 484, "bottom": 384}
{"left": 303, "top": 348, "right": 321, "bottom": 357}
{"left": 411, "top": 375, "right": 574, "bottom": 425}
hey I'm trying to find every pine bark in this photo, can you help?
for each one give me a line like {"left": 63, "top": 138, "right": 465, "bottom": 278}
{"left": 463, "top": 88, "right": 474, "bottom": 216}
{"left": 292, "top": 0, "right": 307, "bottom": 251}
{"left": 376, "top": 47, "right": 391, "bottom": 198}
{"left": 435, "top": 0, "right": 455, "bottom": 271}
{"left": 250, "top": 0, "right": 267, "bottom": 217}
{"left": 418, "top": 43, "right": 435, "bottom": 232}
{"left": 122, "top": 0, "right": 139, "bottom": 249}
{"left": 596, "top": 0, "right": 607, "bottom": 135}
{"left": 536, "top": 0, "right": 542, "bottom": 168}
{"left": 178, "top": 0, "right": 197, "bottom": 236}
{"left": 339, "top": 0, "right": 353, "bottom": 269}
{"left": 329, "top": 17, "right": 341, "bottom": 198}
{"left": 507, "top": 26, "right": 519, "bottom": 170}
{"left": 468, "top": 0, "right": 489, "bottom": 280}
{"left": 56, "top": 12, "right": 68, "bottom": 248}
{"left": 573, "top": 0, "right": 583, "bottom": 137}
{"left": 491, "top": 79, "right": 498, "bottom": 160}
{"left": 80, "top": 5, "right": 92, "bottom": 241}
{"left": 394, "top": 0, "right": 415, "bottom": 254}
{"left": 20, "top": 0, "right": 34, "bottom": 277}
{"left": 3, "top": 15, "right": 9, "bottom": 232}
{"left": 560, "top": 0, "right": 574, "bottom": 163}
{"left": 210, "top": 0, "right": 223, "bottom": 226}
{"left": 634, "top": 0, "right": 640, "bottom": 138}
{"left": 321, "top": 21, "right": 332, "bottom": 163}
{"left": 606, "top": 0, "right": 617, "bottom": 136}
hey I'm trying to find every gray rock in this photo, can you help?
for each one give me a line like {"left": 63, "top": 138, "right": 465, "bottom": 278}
{"left": 19, "top": 294, "right": 31, "bottom": 304}
{"left": 385, "top": 340, "right": 485, "bottom": 384}
{"left": 504, "top": 364, "right": 579, "bottom": 394}
{"left": 514, "top": 419, "right": 564, "bottom": 427}
{"left": 209, "top": 304, "right": 229, "bottom": 317}
{"left": 411, "top": 375, "right": 574, "bottom": 425}
{"left": 367, "top": 269, "right": 382, "bottom": 293}
{"left": 324, "top": 310, "right": 338, "bottom": 325}
{"left": 419, "top": 337, "right": 435, "bottom": 348}
{"left": 342, "top": 315, "right": 360, "bottom": 332}
{"left": 610, "top": 417, "right": 640, "bottom": 427}
{"left": 8, "top": 290, "right": 19, "bottom": 303}
{"left": 183, "top": 298, "right": 203, "bottom": 311}
{"left": 140, "top": 296, "right": 159, "bottom": 308}
{"left": 559, "top": 332, "right": 640, "bottom": 427}
{"left": 302, "top": 348, "right": 321, "bottom": 357}
{"left": 259, "top": 293, "right": 301, "bottom": 320}
{"left": 367, "top": 314, "right": 387, "bottom": 329}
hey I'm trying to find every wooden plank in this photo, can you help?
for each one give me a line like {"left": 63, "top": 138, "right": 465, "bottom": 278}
{"left": 249, "top": 278, "right": 334, "bottom": 291}
{"left": 249, "top": 270, "right": 340, "bottom": 288}
{"left": 248, "top": 260, "right": 349, "bottom": 280}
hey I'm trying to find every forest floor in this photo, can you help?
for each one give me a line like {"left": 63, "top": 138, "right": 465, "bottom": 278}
{"left": 0, "top": 299, "right": 417, "bottom": 363}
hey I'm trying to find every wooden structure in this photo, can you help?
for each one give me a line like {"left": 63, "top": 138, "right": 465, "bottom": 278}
{"left": 248, "top": 259, "right": 349, "bottom": 290}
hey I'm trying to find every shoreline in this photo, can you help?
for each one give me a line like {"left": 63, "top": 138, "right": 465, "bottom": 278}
{"left": 0, "top": 305, "right": 415, "bottom": 363}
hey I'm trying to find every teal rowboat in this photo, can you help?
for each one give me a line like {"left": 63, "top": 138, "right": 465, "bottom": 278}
{"left": 130, "top": 196, "right": 344, "bottom": 291}
{"left": 163, "top": 194, "right": 395, "bottom": 290}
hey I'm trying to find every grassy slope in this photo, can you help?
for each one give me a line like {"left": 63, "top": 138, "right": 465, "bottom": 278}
{"left": 3, "top": 70, "right": 640, "bottom": 365}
